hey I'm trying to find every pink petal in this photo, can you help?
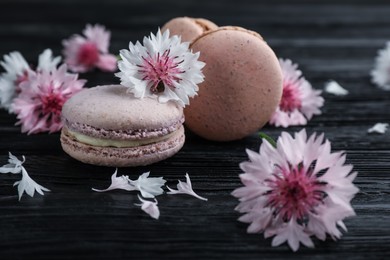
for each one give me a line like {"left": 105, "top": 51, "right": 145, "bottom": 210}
{"left": 96, "top": 54, "right": 118, "bottom": 72}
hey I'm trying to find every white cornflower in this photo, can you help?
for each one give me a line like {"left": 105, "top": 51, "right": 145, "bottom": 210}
{"left": 116, "top": 29, "right": 205, "bottom": 107}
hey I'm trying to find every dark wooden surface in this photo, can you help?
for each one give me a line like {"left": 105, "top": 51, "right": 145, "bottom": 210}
{"left": 1, "top": 0, "right": 390, "bottom": 259}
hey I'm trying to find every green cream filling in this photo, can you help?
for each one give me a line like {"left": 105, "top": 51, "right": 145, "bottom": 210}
{"left": 67, "top": 129, "right": 174, "bottom": 148}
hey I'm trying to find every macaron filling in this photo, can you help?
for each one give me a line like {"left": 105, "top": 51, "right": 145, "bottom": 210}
{"left": 64, "top": 127, "right": 178, "bottom": 148}
{"left": 63, "top": 116, "right": 184, "bottom": 141}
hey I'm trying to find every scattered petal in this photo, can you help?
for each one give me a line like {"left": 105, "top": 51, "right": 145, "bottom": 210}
{"left": 129, "top": 172, "right": 166, "bottom": 198}
{"left": 367, "top": 123, "right": 389, "bottom": 134}
{"left": 116, "top": 29, "right": 205, "bottom": 107}
{"left": 0, "top": 152, "right": 25, "bottom": 174}
{"left": 135, "top": 195, "right": 160, "bottom": 220}
{"left": 92, "top": 168, "right": 135, "bottom": 192}
{"left": 13, "top": 167, "right": 50, "bottom": 201}
{"left": 324, "top": 80, "right": 349, "bottom": 96}
{"left": 269, "top": 59, "right": 324, "bottom": 128}
{"left": 167, "top": 173, "right": 208, "bottom": 201}
{"left": 1, "top": 152, "right": 49, "bottom": 200}
{"left": 62, "top": 24, "right": 117, "bottom": 72}
{"left": 12, "top": 64, "right": 85, "bottom": 134}
{"left": 93, "top": 170, "right": 165, "bottom": 198}
{"left": 232, "top": 129, "right": 358, "bottom": 251}
{"left": 371, "top": 42, "right": 390, "bottom": 90}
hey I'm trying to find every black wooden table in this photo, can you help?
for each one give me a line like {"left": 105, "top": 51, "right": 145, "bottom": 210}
{"left": 1, "top": 0, "right": 389, "bottom": 259}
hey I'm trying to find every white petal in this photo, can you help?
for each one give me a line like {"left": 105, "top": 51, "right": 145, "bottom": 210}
{"left": 324, "top": 80, "right": 349, "bottom": 96}
{"left": 92, "top": 168, "right": 135, "bottom": 192}
{"left": 14, "top": 167, "right": 50, "bottom": 201}
{"left": 0, "top": 51, "right": 29, "bottom": 78}
{"left": 0, "top": 152, "right": 24, "bottom": 174}
{"left": 371, "top": 42, "right": 390, "bottom": 90}
{"left": 270, "top": 220, "right": 313, "bottom": 252}
{"left": 136, "top": 195, "right": 160, "bottom": 220}
{"left": 166, "top": 173, "right": 208, "bottom": 201}
{"left": 37, "top": 49, "right": 61, "bottom": 72}
{"left": 129, "top": 172, "right": 166, "bottom": 198}
{"left": 367, "top": 123, "right": 389, "bottom": 134}
{"left": 0, "top": 164, "right": 22, "bottom": 174}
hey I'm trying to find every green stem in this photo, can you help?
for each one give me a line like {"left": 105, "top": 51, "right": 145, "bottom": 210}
{"left": 258, "top": 132, "right": 277, "bottom": 148}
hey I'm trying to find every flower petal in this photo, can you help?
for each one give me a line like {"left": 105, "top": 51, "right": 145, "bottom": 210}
{"left": 14, "top": 167, "right": 50, "bottom": 201}
{"left": 136, "top": 195, "right": 160, "bottom": 220}
{"left": 92, "top": 168, "right": 135, "bottom": 192}
{"left": 324, "top": 80, "right": 349, "bottom": 96}
{"left": 167, "top": 173, "right": 208, "bottom": 201}
{"left": 129, "top": 172, "right": 166, "bottom": 198}
{"left": 269, "top": 58, "right": 323, "bottom": 127}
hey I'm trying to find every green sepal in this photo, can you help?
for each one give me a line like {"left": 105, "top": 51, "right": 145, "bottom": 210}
{"left": 258, "top": 132, "right": 277, "bottom": 148}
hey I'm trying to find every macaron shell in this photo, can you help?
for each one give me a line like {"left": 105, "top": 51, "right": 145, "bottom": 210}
{"left": 194, "top": 18, "right": 218, "bottom": 32}
{"left": 185, "top": 26, "right": 282, "bottom": 141}
{"left": 62, "top": 85, "right": 183, "bottom": 132}
{"left": 61, "top": 125, "right": 185, "bottom": 167}
{"left": 161, "top": 17, "right": 218, "bottom": 43}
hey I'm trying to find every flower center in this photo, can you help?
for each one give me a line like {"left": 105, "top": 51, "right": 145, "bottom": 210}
{"left": 267, "top": 165, "right": 325, "bottom": 221}
{"left": 139, "top": 49, "right": 183, "bottom": 94}
{"left": 78, "top": 42, "right": 99, "bottom": 66}
{"left": 41, "top": 91, "right": 65, "bottom": 116}
{"left": 279, "top": 81, "right": 302, "bottom": 112}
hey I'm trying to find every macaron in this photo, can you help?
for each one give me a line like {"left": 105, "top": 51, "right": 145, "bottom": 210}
{"left": 60, "top": 85, "right": 185, "bottom": 167}
{"left": 161, "top": 17, "right": 218, "bottom": 43}
{"left": 185, "top": 26, "right": 283, "bottom": 141}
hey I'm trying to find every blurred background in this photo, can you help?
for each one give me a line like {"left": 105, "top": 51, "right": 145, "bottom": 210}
{"left": 2, "top": 0, "right": 390, "bottom": 90}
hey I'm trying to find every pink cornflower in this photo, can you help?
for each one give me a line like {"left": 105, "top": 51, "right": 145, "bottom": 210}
{"left": 0, "top": 49, "right": 60, "bottom": 113}
{"left": 269, "top": 59, "right": 324, "bottom": 128}
{"left": 12, "top": 64, "right": 85, "bottom": 134}
{"left": 116, "top": 29, "right": 205, "bottom": 107}
{"left": 62, "top": 24, "right": 117, "bottom": 73}
{"left": 232, "top": 129, "right": 359, "bottom": 251}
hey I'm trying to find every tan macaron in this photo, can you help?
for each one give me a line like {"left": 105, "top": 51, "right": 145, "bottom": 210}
{"left": 161, "top": 17, "right": 218, "bottom": 43}
{"left": 185, "top": 26, "right": 282, "bottom": 141}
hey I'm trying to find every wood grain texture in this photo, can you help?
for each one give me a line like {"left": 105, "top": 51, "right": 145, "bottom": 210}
{"left": 1, "top": 0, "right": 390, "bottom": 259}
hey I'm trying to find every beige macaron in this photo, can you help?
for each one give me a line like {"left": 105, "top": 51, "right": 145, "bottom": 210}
{"left": 161, "top": 17, "right": 218, "bottom": 43}
{"left": 184, "top": 26, "right": 282, "bottom": 141}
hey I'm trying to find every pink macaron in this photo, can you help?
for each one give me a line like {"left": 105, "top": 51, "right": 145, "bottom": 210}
{"left": 161, "top": 17, "right": 218, "bottom": 43}
{"left": 60, "top": 85, "right": 185, "bottom": 167}
{"left": 185, "top": 26, "right": 283, "bottom": 141}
